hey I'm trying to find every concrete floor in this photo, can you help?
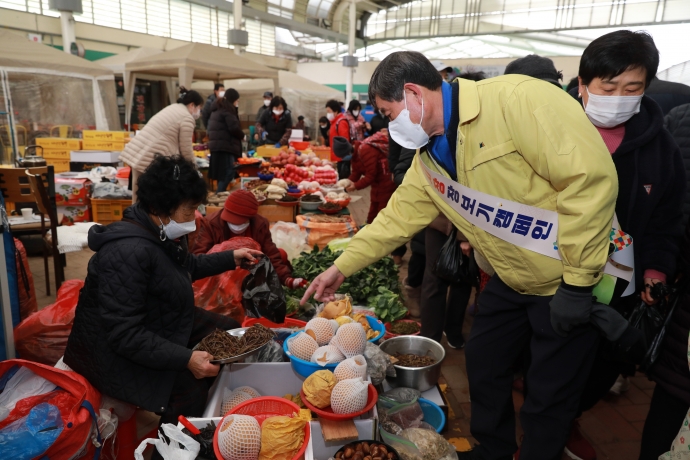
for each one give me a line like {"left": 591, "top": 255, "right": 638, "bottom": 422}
{"left": 26, "top": 187, "right": 653, "bottom": 459}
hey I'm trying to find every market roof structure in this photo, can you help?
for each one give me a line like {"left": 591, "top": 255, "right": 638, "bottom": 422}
{"left": 95, "top": 47, "right": 163, "bottom": 75}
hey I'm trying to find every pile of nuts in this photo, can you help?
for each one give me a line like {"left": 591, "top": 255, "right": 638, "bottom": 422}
{"left": 335, "top": 441, "right": 397, "bottom": 460}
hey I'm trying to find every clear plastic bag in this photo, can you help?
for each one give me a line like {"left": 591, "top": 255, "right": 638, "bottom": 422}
{"left": 363, "top": 342, "right": 395, "bottom": 386}
{"left": 401, "top": 428, "right": 458, "bottom": 460}
{"left": 270, "top": 222, "right": 311, "bottom": 261}
{"left": 134, "top": 423, "right": 199, "bottom": 460}
{"left": 380, "top": 427, "right": 425, "bottom": 460}
{"left": 383, "top": 388, "right": 422, "bottom": 404}
{"left": 0, "top": 367, "right": 56, "bottom": 422}
{"left": 0, "top": 402, "right": 63, "bottom": 460}
{"left": 386, "top": 399, "right": 424, "bottom": 430}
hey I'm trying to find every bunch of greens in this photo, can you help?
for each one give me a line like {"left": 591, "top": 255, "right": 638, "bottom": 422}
{"left": 291, "top": 245, "right": 402, "bottom": 306}
{"left": 368, "top": 286, "right": 408, "bottom": 323}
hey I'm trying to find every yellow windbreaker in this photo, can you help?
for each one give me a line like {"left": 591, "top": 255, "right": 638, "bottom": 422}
{"left": 335, "top": 75, "right": 618, "bottom": 296}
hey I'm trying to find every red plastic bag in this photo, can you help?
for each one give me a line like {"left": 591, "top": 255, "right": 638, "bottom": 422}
{"left": 13, "top": 238, "right": 37, "bottom": 321}
{"left": 14, "top": 280, "right": 84, "bottom": 365}
{"left": 0, "top": 360, "right": 102, "bottom": 460}
{"left": 193, "top": 237, "right": 261, "bottom": 323}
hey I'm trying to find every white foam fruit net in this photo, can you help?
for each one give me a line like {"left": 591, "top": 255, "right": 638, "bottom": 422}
{"left": 329, "top": 319, "right": 340, "bottom": 335}
{"left": 334, "top": 354, "right": 368, "bottom": 381}
{"left": 287, "top": 332, "right": 319, "bottom": 361}
{"left": 234, "top": 386, "right": 261, "bottom": 399}
{"left": 221, "top": 389, "right": 252, "bottom": 416}
{"left": 331, "top": 323, "right": 367, "bottom": 358}
{"left": 305, "top": 318, "right": 335, "bottom": 346}
{"left": 330, "top": 378, "right": 369, "bottom": 414}
{"left": 311, "top": 345, "right": 346, "bottom": 366}
{"left": 218, "top": 414, "right": 262, "bottom": 460}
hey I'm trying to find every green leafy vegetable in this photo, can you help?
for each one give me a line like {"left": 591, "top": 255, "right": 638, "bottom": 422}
{"left": 286, "top": 296, "right": 300, "bottom": 315}
{"left": 367, "top": 286, "right": 407, "bottom": 323}
{"left": 291, "top": 245, "right": 403, "bottom": 306}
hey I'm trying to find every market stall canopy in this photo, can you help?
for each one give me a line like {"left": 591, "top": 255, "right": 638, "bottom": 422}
{"left": 0, "top": 30, "right": 118, "bottom": 164}
{"left": 123, "top": 43, "right": 279, "bottom": 127}
{"left": 0, "top": 29, "right": 113, "bottom": 78}
{"left": 226, "top": 71, "right": 342, "bottom": 140}
{"left": 95, "top": 47, "right": 163, "bottom": 75}
{"left": 658, "top": 61, "right": 690, "bottom": 86}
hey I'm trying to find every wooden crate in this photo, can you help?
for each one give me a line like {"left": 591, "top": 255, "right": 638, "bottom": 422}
{"left": 257, "top": 204, "right": 295, "bottom": 223}
{"left": 91, "top": 198, "right": 132, "bottom": 224}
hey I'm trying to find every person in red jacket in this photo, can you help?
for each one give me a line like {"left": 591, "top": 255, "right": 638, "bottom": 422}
{"left": 326, "top": 99, "right": 350, "bottom": 162}
{"left": 345, "top": 129, "right": 397, "bottom": 223}
{"left": 191, "top": 190, "right": 307, "bottom": 289}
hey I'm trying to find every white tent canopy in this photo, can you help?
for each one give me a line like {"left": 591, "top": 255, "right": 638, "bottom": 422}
{"left": 658, "top": 61, "right": 690, "bottom": 86}
{"left": 0, "top": 30, "right": 118, "bottom": 163}
{"left": 96, "top": 47, "right": 163, "bottom": 75}
{"left": 123, "top": 43, "right": 280, "bottom": 126}
{"left": 225, "top": 70, "right": 342, "bottom": 139}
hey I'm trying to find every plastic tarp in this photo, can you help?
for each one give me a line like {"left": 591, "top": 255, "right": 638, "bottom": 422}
{"left": 224, "top": 71, "right": 343, "bottom": 140}
{"left": 0, "top": 30, "right": 119, "bottom": 164}
{"left": 123, "top": 43, "right": 279, "bottom": 125}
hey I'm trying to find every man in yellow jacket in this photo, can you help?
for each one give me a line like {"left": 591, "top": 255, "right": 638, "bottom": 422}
{"left": 302, "top": 51, "right": 618, "bottom": 459}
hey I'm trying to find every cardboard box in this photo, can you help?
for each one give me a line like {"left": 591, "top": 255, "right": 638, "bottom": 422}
{"left": 82, "top": 130, "right": 131, "bottom": 141}
{"left": 256, "top": 145, "right": 285, "bottom": 158}
{"left": 58, "top": 205, "right": 91, "bottom": 225}
{"left": 55, "top": 176, "right": 90, "bottom": 206}
{"left": 70, "top": 161, "right": 119, "bottom": 172}
{"left": 307, "top": 419, "right": 377, "bottom": 460}
{"left": 42, "top": 149, "right": 71, "bottom": 160}
{"left": 47, "top": 159, "right": 70, "bottom": 173}
{"left": 35, "top": 138, "right": 81, "bottom": 150}
{"left": 257, "top": 204, "right": 295, "bottom": 223}
{"left": 70, "top": 150, "right": 121, "bottom": 163}
{"left": 81, "top": 140, "right": 125, "bottom": 151}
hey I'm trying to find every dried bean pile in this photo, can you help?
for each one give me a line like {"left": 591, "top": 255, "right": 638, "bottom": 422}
{"left": 196, "top": 324, "right": 275, "bottom": 360}
{"left": 394, "top": 353, "right": 437, "bottom": 368}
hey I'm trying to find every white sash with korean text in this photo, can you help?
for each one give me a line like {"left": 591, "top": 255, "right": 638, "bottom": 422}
{"left": 419, "top": 159, "right": 635, "bottom": 294}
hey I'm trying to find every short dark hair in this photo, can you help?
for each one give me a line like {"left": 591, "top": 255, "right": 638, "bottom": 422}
{"left": 319, "top": 116, "right": 329, "bottom": 124}
{"left": 347, "top": 100, "right": 361, "bottom": 112}
{"left": 270, "top": 96, "right": 287, "bottom": 111}
{"left": 137, "top": 155, "right": 208, "bottom": 216}
{"left": 298, "top": 115, "right": 304, "bottom": 121}
{"left": 177, "top": 87, "right": 203, "bottom": 106}
{"left": 504, "top": 54, "right": 563, "bottom": 88}
{"left": 566, "top": 77, "right": 579, "bottom": 93}
{"left": 579, "top": 30, "right": 659, "bottom": 88}
{"left": 458, "top": 71, "right": 487, "bottom": 82}
{"left": 214, "top": 83, "right": 224, "bottom": 91}
{"left": 216, "top": 88, "right": 240, "bottom": 110}
{"left": 369, "top": 51, "right": 443, "bottom": 105}
{"left": 325, "top": 99, "right": 341, "bottom": 113}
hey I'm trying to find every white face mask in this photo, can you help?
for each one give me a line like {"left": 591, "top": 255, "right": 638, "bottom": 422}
{"left": 158, "top": 216, "right": 196, "bottom": 240}
{"left": 235, "top": 102, "right": 239, "bottom": 108}
{"left": 352, "top": 110, "right": 359, "bottom": 117}
{"left": 388, "top": 90, "right": 429, "bottom": 149}
{"left": 273, "top": 109, "right": 283, "bottom": 116}
{"left": 584, "top": 87, "right": 643, "bottom": 128}
{"left": 326, "top": 112, "right": 335, "bottom": 121}
{"left": 320, "top": 124, "right": 327, "bottom": 129}
{"left": 264, "top": 99, "right": 271, "bottom": 107}
{"left": 218, "top": 91, "right": 225, "bottom": 98}
{"left": 228, "top": 221, "right": 250, "bottom": 234}
{"left": 192, "top": 108, "right": 201, "bottom": 120}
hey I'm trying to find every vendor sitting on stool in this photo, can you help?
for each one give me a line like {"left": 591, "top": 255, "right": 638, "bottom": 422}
{"left": 191, "top": 189, "right": 307, "bottom": 289}
{"left": 64, "top": 155, "right": 262, "bottom": 432}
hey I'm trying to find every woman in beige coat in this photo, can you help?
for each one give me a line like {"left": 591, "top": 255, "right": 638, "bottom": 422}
{"left": 121, "top": 87, "right": 203, "bottom": 202}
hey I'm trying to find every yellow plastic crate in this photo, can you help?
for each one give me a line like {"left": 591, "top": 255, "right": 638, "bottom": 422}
{"left": 82, "top": 130, "right": 131, "bottom": 140}
{"left": 91, "top": 198, "right": 132, "bottom": 225}
{"left": 35, "top": 138, "right": 81, "bottom": 150}
{"left": 82, "top": 140, "right": 126, "bottom": 151}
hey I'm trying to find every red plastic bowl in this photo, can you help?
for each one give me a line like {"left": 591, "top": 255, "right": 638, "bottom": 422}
{"left": 276, "top": 199, "right": 301, "bottom": 207}
{"left": 287, "top": 190, "right": 306, "bottom": 198}
{"left": 214, "top": 397, "right": 310, "bottom": 460}
{"left": 384, "top": 319, "right": 421, "bottom": 339}
{"left": 242, "top": 317, "right": 307, "bottom": 328}
{"left": 318, "top": 204, "right": 342, "bottom": 215}
{"left": 299, "top": 384, "right": 377, "bottom": 421}
{"left": 290, "top": 141, "right": 310, "bottom": 151}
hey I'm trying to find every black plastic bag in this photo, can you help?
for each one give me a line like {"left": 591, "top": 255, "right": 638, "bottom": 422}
{"left": 639, "top": 286, "right": 680, "bottom": 373}
{"left": 241, "top": 256, "right": 287, "bottom": 323}
{"left": 432, "top": 228, "right": 479, "bottom": 287}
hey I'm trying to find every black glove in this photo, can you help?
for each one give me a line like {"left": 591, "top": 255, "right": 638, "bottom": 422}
{"left": 604, "top": 325, "right": 647, "bottom": 365}
{"left": 549, "top": 283, "right": 594, "bottom": 337}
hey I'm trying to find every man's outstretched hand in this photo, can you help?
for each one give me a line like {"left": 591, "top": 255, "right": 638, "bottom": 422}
{"left": 300, "top": 265, "right": 346, "bottom": 304}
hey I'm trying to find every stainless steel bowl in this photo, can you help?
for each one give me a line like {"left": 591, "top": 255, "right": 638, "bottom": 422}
{"left": 379, "top": 336, "right": 445, "bottom": 392}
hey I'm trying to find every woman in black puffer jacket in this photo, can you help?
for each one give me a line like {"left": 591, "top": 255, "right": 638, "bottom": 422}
{"left": 640, "top": 216, "right": 690, "bottom": 459}
{"left": 64, "top": 155, "right": 262, "bottom": 430}
{"left": 208, "top": 88, "right": 245, "bottom": 193}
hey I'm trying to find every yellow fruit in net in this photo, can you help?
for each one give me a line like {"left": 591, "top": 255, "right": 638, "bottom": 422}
{"left": 305, "top": 318, "right": 335, "bottom": 346}
{"left": 311, "top": 345, "right": 346, "bottom": 366}
{"left": 330, "top": 378, "right": 369, "bottom": 414}
{"left": 319, "top": 297, "right": 352, "bottom": 319}
{"left": 287, "top": 332, "right": 319, "bottom": 361}
{"left": 218, "top": 414, "right": 261, "bottom": 460}
{"left": 331, "top": 322, "right": 367, "bottom": 358}
{"left": 302, "top": 370, "right": 337, "bottom": 409}
{"left": 334, "top": 355, "right": 367, "bottom": 381}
